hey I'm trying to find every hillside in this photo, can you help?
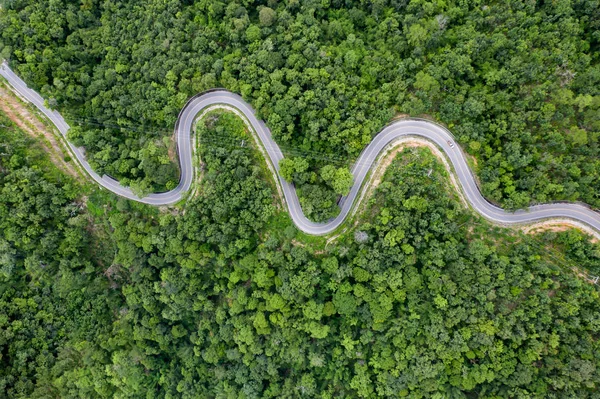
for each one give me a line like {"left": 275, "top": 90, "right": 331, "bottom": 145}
{"left": 1, "top": 0, "right": 598, "bottom": 216}
{"left": 1, "top": 1, "right": 600, "bottom": 397}
{"left": 1, "top": 107, "right": 600, "bottom": 397}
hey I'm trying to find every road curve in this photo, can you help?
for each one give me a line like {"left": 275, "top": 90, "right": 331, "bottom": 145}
{"left": 2, "top": 61, "right": 600, "bottom": 236}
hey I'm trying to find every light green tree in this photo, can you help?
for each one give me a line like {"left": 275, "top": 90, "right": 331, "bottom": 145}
{"left": 320, "top": 165, "right": 353, "bottom": 195}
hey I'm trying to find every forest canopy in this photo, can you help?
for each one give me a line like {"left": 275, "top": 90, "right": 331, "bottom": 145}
{"left": 0, "top": 0, "right": 598, "bottom": 213}
{"left": 1, "top": 0, "right": 600, "bottom": 398}
{"left": 1, "top": 105, "right": 600, "bottom": 398}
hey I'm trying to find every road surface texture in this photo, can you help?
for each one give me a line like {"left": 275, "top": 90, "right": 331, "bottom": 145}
{"left": 2, "top": 61, "right": 600, "bottom": 236}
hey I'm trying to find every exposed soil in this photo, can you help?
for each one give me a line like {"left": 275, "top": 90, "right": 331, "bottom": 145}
{"left": 571, "top": 266, "right": 600, "bottom": 285}
{"left": 348, "top": 139, "right": 599, "bottom": 252}
{"left": 291, "top": 239, "right": 306, "bottom": 248}
{"left": 0, "top": 84, "right": 82, "bottom": 180}
{"left": 167, "top": 134, "right": 178, "bottom": 165}
{"left": 364, "top": 138, "right": 469, "bottom": 210}
{"left": 522, "top": 220, "right": 600, "bottom": 243}
{"left": 467, "top": 152, "right": 479, "bottom": 168}
{"left": 392, "top": 113, "right": 410, "bottom": 120}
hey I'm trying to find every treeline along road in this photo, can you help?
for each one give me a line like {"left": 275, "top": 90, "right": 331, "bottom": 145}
{"left": 2, "top": 61, "right": 599, "bottom": 236}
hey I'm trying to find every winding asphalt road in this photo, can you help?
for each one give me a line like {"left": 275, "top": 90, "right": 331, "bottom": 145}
{"left": 2, "top": 61, "right": 599, "bottom": 236}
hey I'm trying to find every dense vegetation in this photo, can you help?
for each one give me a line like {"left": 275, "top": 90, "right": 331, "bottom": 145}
{"left": 538, "top": 228, "right": 600, "bottom": 277}
{"left": 1, "top": 0, "right": 599, "bottom": 215}
{"left": 279, "top": 156, "right": 353, "bottom": 222}
{"left": 2, "top": 107, "right": 600, "bottom": 398}
{"left": 0, "top": 111, "right": 118, "bottom": 397}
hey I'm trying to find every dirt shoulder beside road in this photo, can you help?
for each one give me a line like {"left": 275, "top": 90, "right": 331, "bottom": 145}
{"left": 0, "top": 84, "right": 82, "bottom": 180}
{"left": 522, "top": 219, "right": 599, "bottom": 243}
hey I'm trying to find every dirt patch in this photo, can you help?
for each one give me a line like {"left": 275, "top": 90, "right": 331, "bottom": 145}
{"left": 347, "top": 139, "right": 600, "bottom": 249}
{"left": 291, "top": 239, "right": 305, "bottom": 248}
{"left": 467, "top": 153, "right": 478, "bottom": 168}
{"left": 0, "top": 84, "right": 82, "bottom": 180}
{"left": 572, "top": 266, "right": 600, "bottom": 285}
{"left": 325, "top": 225, "right": 351, "bottom": 247}
{"left": 354, "top": 138, "right": 469, "bottom": 221}
{"left": 369, "top": 143, "right": 424, "bottom": 188}
{"left": 524, "top": 223, "right": 572, "bottom": 234}
{"left": 522, "top": 219, "right": 600, "bottom": 243}
{"left": 392, "top": 113, "right": 410, "bottom": 120}
{"left": 167, "top": 134, "right": 178, "bottom": 165}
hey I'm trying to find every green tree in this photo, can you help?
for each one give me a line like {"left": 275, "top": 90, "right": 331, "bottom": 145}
{"left": 259, "top": 7, "right": 276, "bottom": 27}
{"left": 321, "top": 165, "right": 353, "bottom": 195}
